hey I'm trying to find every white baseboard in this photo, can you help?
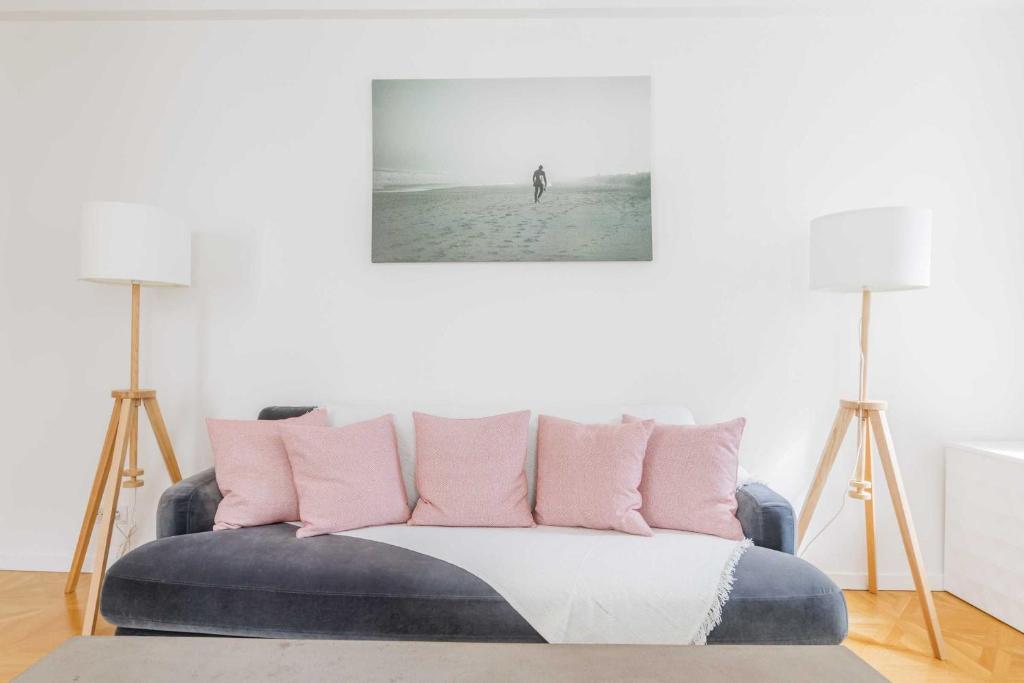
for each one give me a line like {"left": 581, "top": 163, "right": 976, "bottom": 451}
{"left": 828, "top": 571, "right": 944, "bottom": 591}
{"left": 0, "top": 552, "right": 91, "bottom": 573}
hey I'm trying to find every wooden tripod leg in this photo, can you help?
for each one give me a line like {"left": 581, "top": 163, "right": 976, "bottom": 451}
{"left": 81, "top": 400, "right": 133, "bottom": 636}
{"left": 143, "top": 396, "right": 182, "bottom": 483}
{"left": 64, "top": 399, "right": 123, "bottom": 595}
{"left": 864, "top": 420, "right": 878, "bottom": 593}
{"left": 797, "top": 406, "right": 856, "bottom": 546}
{"left": 869, "top": 409, "right": 946, "bottom": 660}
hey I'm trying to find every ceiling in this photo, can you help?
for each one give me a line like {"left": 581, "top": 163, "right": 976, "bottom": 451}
{"left": 1, "top": 0, "right": 1021, "bottom": 20}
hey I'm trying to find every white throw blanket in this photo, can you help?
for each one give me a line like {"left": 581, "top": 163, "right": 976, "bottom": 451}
{"left": 334, "top": 525, "right": 752, "bottom": 645}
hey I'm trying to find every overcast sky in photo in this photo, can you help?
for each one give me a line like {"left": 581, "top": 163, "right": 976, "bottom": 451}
{"left": 372, "top": 76, "right": 650, "bottom": 188}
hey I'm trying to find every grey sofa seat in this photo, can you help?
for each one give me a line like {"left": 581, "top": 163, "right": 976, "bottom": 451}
{"left": 103, "top": 523, "right": 541, "bottom": 641}
{"left": 101, "top": 406, "right": 847, "bottom": 645}
{"left": 102, "top": 522, "right": 846, "bottom": 644}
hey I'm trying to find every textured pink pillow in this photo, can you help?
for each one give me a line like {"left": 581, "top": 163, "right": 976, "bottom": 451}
{"left": 281, "top": 416, "right": 410, "bottom": 538}
{"left": 409, "top": 410, "right": 534, "bottom": 527}
{"left": 534, "top": 415, "right": 654, "bottom": 536}
{"left": 209, "top": 408, "right": 329, "bottom": 531}
{"left": 624, "top": 415, "right": 746, "bottom": 540}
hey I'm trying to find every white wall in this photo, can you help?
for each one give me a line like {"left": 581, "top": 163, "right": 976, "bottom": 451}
{"left": 2, "top": 10, "right": 1023, "bottom": 588}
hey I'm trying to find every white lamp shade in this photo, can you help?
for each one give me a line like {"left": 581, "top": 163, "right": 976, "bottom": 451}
{"left": 80, "top": 201, "right": 191, "bottom": 287}
{"left": 809, "top": 206, "right": 931, "bottom": 292}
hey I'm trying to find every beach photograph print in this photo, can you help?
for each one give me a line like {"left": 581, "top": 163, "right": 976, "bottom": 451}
{"left": 371, "top": 76, "right": 652, "bottom": 263}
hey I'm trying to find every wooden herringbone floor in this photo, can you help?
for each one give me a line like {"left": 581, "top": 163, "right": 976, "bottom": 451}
{"left": 2, "top": 570, "right": 1023, "bottom": 681}
{"left": 0, "top": 571, "right": 114, "bottom": 682}
{"left": 845, "top": 590, "right": 1024, "bottom": 681}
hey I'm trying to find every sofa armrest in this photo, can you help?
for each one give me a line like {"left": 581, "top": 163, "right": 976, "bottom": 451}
{"left": 736, "top": 483, "right": 795, "bottom": 554}
{"left": 157, "top": 467, "right": 221, "bottom": 538}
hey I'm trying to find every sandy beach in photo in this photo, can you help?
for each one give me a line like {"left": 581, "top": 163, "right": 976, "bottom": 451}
{"left": 372, "top": 177, "right": 652, "bottom": 262}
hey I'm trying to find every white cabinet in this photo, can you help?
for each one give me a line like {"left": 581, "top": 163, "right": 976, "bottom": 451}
{"left": 945, "top": 442, "right": 1024, "bottom": 632}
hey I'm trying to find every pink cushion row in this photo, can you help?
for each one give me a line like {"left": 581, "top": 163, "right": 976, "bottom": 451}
{"left": 208, "top": 408, "right": 746, "bottom": 541}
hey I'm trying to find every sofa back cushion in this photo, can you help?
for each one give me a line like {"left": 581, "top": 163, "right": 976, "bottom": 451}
{"left": 409, "top": 411, "right": 534, "bottom": 527}
{"left": 319, "top": 403, "right": 694, "bottom": 507}
{"left": 208, "top": 408, "right": 330, "bottom": 530}
{"left": 533, "top": 415, "right": 654, "bottom": 536}
{"left": 281, "top": 415, "right": 410, "bottom": 537}
{"left": 625, "top": 415, "right": 746, "bottom": 540}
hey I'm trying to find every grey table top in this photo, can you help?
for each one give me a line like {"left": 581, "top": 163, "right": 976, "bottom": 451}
{"left": 17, "top": 637, "right": 887, "bottom": 682}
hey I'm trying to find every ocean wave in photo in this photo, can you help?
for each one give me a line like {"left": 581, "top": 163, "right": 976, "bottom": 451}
{"left": 373, "top": 169, "right": 460, "bottom": 192}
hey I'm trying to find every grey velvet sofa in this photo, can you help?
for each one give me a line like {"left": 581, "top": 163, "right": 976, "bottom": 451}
{"left": 101, "top": 406, "right": 847, "bottom": 645}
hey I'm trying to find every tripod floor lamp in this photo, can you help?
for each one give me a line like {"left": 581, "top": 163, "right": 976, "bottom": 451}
{"left": 66, "top": 201, "right": 191, "bottom": 636}
{"left": 801, "top": 206, "right": 944, "bottom": 659}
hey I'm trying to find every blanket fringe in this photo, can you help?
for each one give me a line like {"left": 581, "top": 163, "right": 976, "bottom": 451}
{"left": 691, "top": 537, "right": 753, "bottom": 645}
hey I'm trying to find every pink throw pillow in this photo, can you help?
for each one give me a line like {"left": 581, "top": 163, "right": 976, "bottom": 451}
{"left": 534, "top": 415, "right": 654, "bottom": 536}
{"left": 281, "top": 416, "right": 410, "bottom": 538}
{"left": 409, "top": 410, "right": 534, "bottom": 527}
{"left": 624, "top": 415, "right": 746, "bottom": 540}
{"left": 208, "top": 408, "right": 329, "bottom": 530}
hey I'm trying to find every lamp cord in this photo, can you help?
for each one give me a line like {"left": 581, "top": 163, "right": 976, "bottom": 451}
{"left": 800, "top": 311, "right": 867, "bottom": 558}
{"left": 799, "top": 483, "right": 848, "bottom": 558}
{"left": 114, "top": 488, "right": 138, "bottom": 558}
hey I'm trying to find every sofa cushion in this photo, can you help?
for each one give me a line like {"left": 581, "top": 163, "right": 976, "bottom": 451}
{"left": 409, "top": 411, "right": 534, "bottom": 528}
{"left": 282, "top": 416, "right": 411, "bottom": 538}
{"left": 103, "top": 524, "right": 846, "bottom": 645}
{"left": 624, "top": 415, "right": 746, "bottom": 540}
{"left": 102, "top": 523, "right": 541, "bottom": 642}
{"left": 534, "top": 416, "right": 654, "bottom": 536}
{"left": 208, "top": 408, "right": 330, "bottom": 530}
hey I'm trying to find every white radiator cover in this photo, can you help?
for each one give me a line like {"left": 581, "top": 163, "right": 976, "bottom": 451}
{"left": 944, "top": 442, "right": 1024, "bottom": 633}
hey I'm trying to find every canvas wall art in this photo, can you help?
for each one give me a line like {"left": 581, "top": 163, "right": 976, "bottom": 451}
{"left": 371, "top": 76, "right": 652, "bottom": 262}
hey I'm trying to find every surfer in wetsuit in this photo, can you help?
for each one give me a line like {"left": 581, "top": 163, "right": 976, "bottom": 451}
{"left": 533, "top": 165, "right": 547, "bottom": 203}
